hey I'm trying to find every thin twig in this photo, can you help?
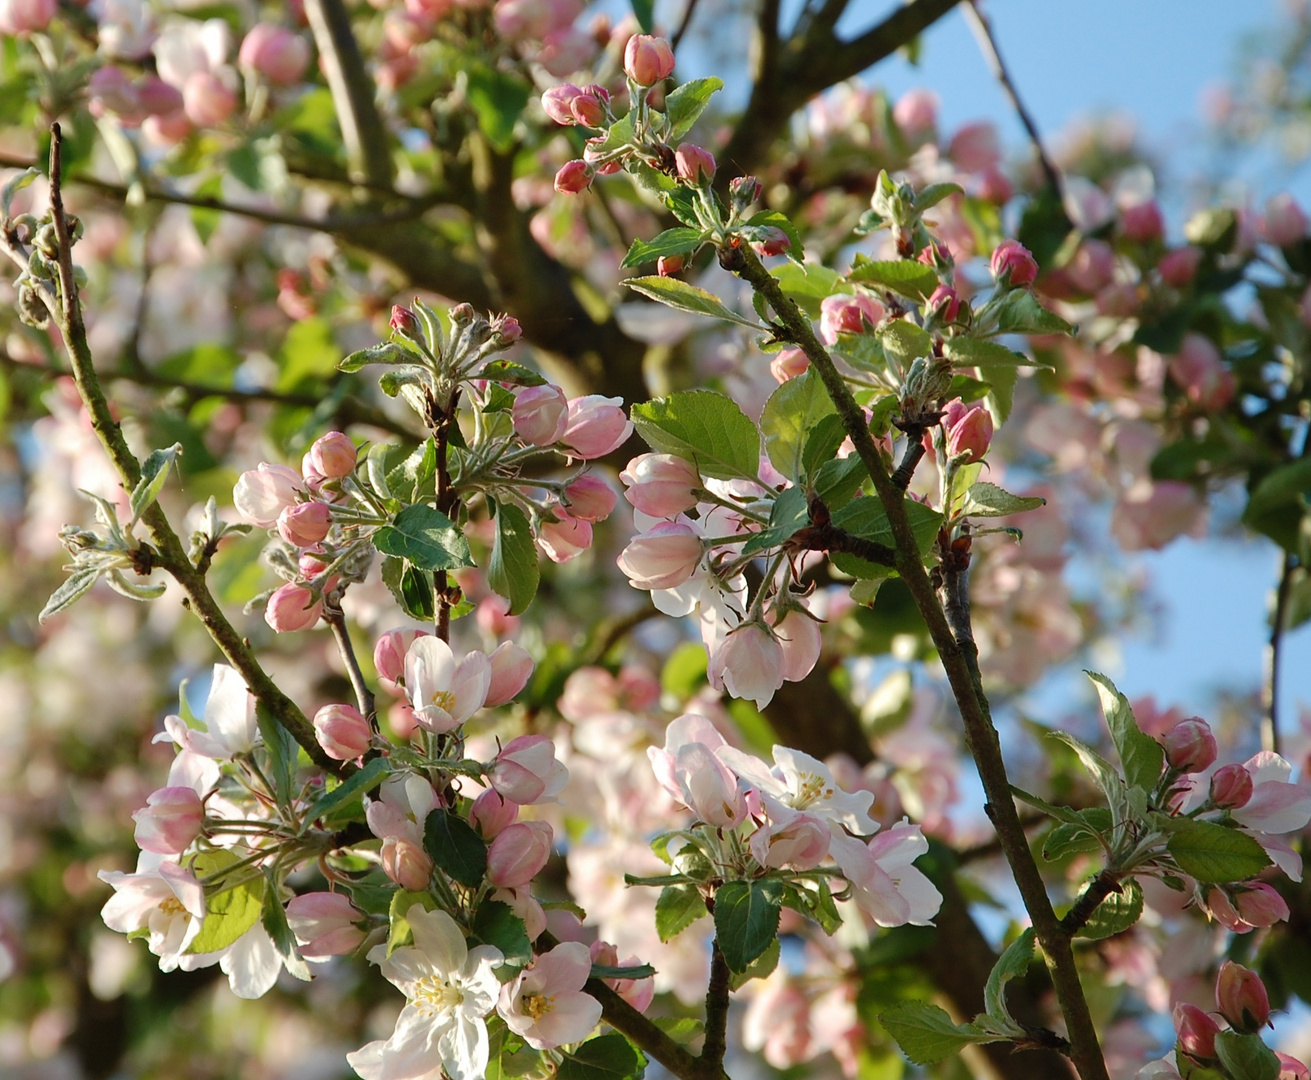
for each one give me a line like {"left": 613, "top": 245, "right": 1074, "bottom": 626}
{"left": 26, "top": 123, "right": 343, "bottom": 777}
{"left": 325, "top": 609, "right": 377, "bottom": 723}
{"left": 1263, "top": 549, "right": 1295, "bottom": 756}
{"left": 962, "top": 0, "right": 1065, "bottom": 204}
{"left": 700, "top": 940, "right": 732, "bottom": 1071}
{"left": 671, "top": 0, "right": 702, "bottom": 52}
{"left": 719, "top": 240, "right": 1109, "bottom": 1080}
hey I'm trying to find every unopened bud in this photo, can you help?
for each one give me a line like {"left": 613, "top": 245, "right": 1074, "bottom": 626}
{"left": 307, "top": 432, "right": 357, "bottom": 481}
{"left": 554, "top": 159, "right": 593, "bottom": 194}
{"left": 313, "top": 703, "right": 372, "bottom": 760}
{"left": 729, "top": 175, "right": 762, "bottom": 211}
{"left": 989, "top": 239, "right": 1038, "bottom": 287}
{"left": 1161, "top": 717, "right": 1217, "bottom": 773}
{"left": 390, "top": 305, "right": 421, "bottom": 340}
{"left": 1216, "top": 960, "right": 1271, "bottom": 1034}
{"left": 1210, "top": 762, "right": 1254, "bottom": 809}
{"left": 943, "top": 398, "right": 993, "bottom": 463}
{"left": 657, "top": 254, "right": 684, "bottom": 276}
{"left": 623, "top": 34, "right": 675, "bottom": 86}
{"left": 675, "top": 143, "right": 716, "bottom": 185}
{"left": 1173, "top": 1002, "right": 1219, "bottom": 1061}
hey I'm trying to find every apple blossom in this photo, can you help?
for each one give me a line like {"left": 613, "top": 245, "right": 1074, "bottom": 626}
{"left": 286, "top": 892, "right": 366, "bottom": 960}
{"left": 623, "top": 33, "right": 674, "bottom": 86}
{"left": 1230, "top": 751, "right": 1311, "bottom": 835}
{"left": 1120, "top": 199, "right": 1165, "bottom": 242}
{"left": 512, "top": 383, "right": 569, "bottom": 445}
{"left": 98, "top": 855, "right": 206, "bottom": 972}
{"left": 620, "top": 453, "right": 700, "bottom": 517}
{"left": 707, "top": 622, "right": 786, "bottom": 709}
{"left": 238, "top": 23, "right": 310, "bottom": 85}
{"left": 469, "top": 789, "right": 519, "bottom": 838}
{"left": 488, "top": 734, "right": 569, "bottom": 804}
{"left": 772, "top": 608, "right": 823, "bottom": 683}
{"left": 819, "top": 293, "right": 883, "bottom": 344}
{"left": 307, "top": 431, "right": 357, "bottom": 480}
{"left": 404, "top": 636, "right": 491, "bottom": 733}
{"left": 484, "top": 641, "right": 534, "bottom": 707}
{"left": 829, "top": 820, "right": 943, "bottom": 926}
{"left": 1161, "top": 716, "right": 1217, "bottom": 773}
{"left": 1209, "top": 762, "right": 1253, "bottom": 808}
{"left": 749, "top": 811, "right": 830, "bottom": 870}
{"left": 155, "top": 664, "right": 257, "bottom": 760}
{"left": 0, "top": 0, "right": 56, "bottom": 35}
{"left": 265, "top": 583, "right": 323, "bottom": 632}
{"left": 1216, "top": 960, "right": 1270, "bottom": 1034}
{"left": 1159, "top": 246, "right": 1203, "bottom": 286}
{"left": 498, "top": 941, "right": 601, "bottom": 1049}
{"left": 538, "top": 512, "right": 593, "bottom": 562}
{"left": 347, "top": 905, "right": 502, "bottom": 1080}
{"left": 989, "top": 239, "right": 1039, "bottom": 287}
{"left": 374, "top": 628, "right": 429, "bottom": 691}
{"left": 770, "top": 347, "right": 809, "bottom": 382}
{"left": 132, "top": 786, "right": 204, "bottom": 855}
{"left": 1262, "top": 192, "right": 1308, "bottom": 246}
{"left": 487, "top": 820, "right": 554, "bottom": 887}
{"left": 943, "top": 399, "right": 993, "bottom": 463}
{"left": 589, "top": 940, "right": 655, "bottom": 1011}
{"left": 617, "top": 521, "right": 702, "bottom": 591}
{"left": 562, "top": 395, "right": 633, "bottom": 458}
{"left": 564, "top": 474, "right": 616, "bottom": 522}
{"left": 1168, "top": 333, "right": 1235, "bottom": 411}
{"left": 234, "top": 463, "right": 305, "bottom": 527}
{"left": 892, "top": 87, "right": 938, "bottom": 136}
{"left": 554, "top": 159, "right": 592, "bottom": 194}
{"left": 717, "top": 744, "right": 877, "bottom": 834}
{"left": 277, "top": 501, "right": 331, "bottom": 547}
{"left": 313, "top": 703, "right": 372, "bottom": 760}
{"left": 674, "top": 143, "right": 716, "bottom": 185}
{"left": 1111, "top": 479, "right": 1207, "bottom": 551}
{"left": 1173, "top": 1002, "right": 1219, "bottom": 1061}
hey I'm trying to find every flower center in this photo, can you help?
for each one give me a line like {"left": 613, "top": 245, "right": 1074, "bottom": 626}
{"left": 412, "top": 974, "right": 465, "bottom": 1016}
{"left": 158, "top": 897, "right": 186, "bottom": 917}
{"left": 794, "top": 771, "right": 834, "bottom": 808}
{"left": 523, "top": 991, "right": 554, "bottom": 1020}
{"left": 430, "top": 689, "right": 456, "bottom": 712}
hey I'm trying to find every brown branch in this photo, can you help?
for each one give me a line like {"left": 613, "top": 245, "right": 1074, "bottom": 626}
{"left": 29, "top": 124, "right": 342, "bottom": 777}
{"left": 700, "top": 940, "right": 732, "bottom": 1071}
{"left": 303, "top": 0, "right": 395, "bottom": 189}
{"left": 325, "top": 609, "right": 377, "bottom": 724}
{"left": 1058, "top": 870, "right": 1122, "bottom": 938}
{"left": 720, "top": 240, "right": 1108, "bottom": 1080}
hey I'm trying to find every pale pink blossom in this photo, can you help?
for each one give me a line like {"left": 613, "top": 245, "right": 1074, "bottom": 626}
{"left": 238, "top": 23, "right": 310, "bottom": 85}
{"left": 564, "top": 474, "right": 616, "bottom": 522}
{"left": 618, "top": 521, "right": 702, "bottom": 590}
{"left": 1262, "top": 192, "right": 1308, "bottom": 246}
{"left": 538, "top": 512, "right": 593, "bottom": 562}
{"left": 485, "top": 641, "right": 534, "bottom": 707}
{"left": 829, "top": 820, "right": 943, "bottom": 926}
{"left": 513, "top": 384, "right": 569, "bottom": 445}
{"left": 374, "top": 628, "right": 429, "bottom": 692}
{"left": 1168, "top": 333, "right": 1235, "bottom": 411}
{"left": 892, "top": 87, "right": 938, "bottom": 136}
{"left": 99, "top": 854, "right": 206, "bottom": 971}
{"left": 708, "top": 623, "right": 786, "bottom": 709}
{"left": 132, "top": 786, "right": 204, "bottom": 855}
{"left": 488, "top": 820, "right": 554, "bottom": 887}
{"left": 234, "top": 463, "right": 305, "bottom": 527}
{"left": 469, "top": 789, "right": 519, "bottom": 838}
{"left": 620, "top": 453, "right": 700, "bottom": 517}
{"left": 772, "top": 609, "right": 823, "bottom": 683}
{"left": 155, "top": 664, "right": 257, "bottom": 760}
{"left": 819, "top": 293, "right": 883, "bottom": 344}
{"left": 1120, "top": 199, "right": 1165, "bottom": 242}
{"left": 1231, "top": 751, "right": 1311, "bottom": 835}
{"left": 404, "top": 636, "right": 491, "bottom": 733}
{"left": 307, "top": 431, "right": 357, "bottom": 479}
{"left": 948, "top": 121, "right": 1000, "bottom": 172}
{"left": 718, "top": 744, "right": 877, "bottom": 834}
{"left": 265, "top": 583, "right": 322, "bottom": 632}
{"left": 313, "top": 703, "right": 372, "bottom": 760}
{"left": 488, "top": 735, "right": 569, "bottom": 804}
{"left": 493, "top": 885, "right": 547, "bottom": 940}
{"left": 277, "top": 500, "right": 331, "bottom": 547}
{"left": 498, "top": 941, "right": 601, "bottom": 1049}
{"left": 748, "top": 811, "right": 830, "bottom": 870}
{"left": 1111, "top": 480, "right": 1207, "bottom": 551}
{"left": 0, "top": 0, "right": 57, "bottom": 35}
{"left": 286, "top": 892, "right": 365, "bottom": 960}
{"left": 562, "top": 395, "right": 632, "bottom": 458}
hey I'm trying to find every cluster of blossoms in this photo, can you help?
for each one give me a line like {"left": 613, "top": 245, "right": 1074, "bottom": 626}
{"left": 1139, "top": 961, "right": 1309, "bottom": 1080}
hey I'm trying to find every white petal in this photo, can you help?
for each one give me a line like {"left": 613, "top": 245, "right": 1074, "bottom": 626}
{"left": 220, "top": 925, "right": 281, "bottom": 998}
{"left": 407, "top": 906, "right": 467, "bottom": 974}
{"left": 406, "top": 637, "right": 456, "bottom": 707}
{"left": 206, "top": 665, "right": 258, "bottom": 756}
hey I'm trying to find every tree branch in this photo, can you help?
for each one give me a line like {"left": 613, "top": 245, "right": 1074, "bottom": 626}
{"left": 1263, "top": 549, "right": 1295, "bottom": 756}
{"left": 23, "top": 124, "right": 342, "bottom": 777}
{"left": 720, "top": 240, "right": 1108, "bottom": 1080}
{"left": 303, "top": 0, "right": 394, "bottom": 189}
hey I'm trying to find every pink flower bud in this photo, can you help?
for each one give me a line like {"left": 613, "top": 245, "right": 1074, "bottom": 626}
{"left": 770, "top": 347, "right": 809, "bottom": 383}
{"left": 926, "top": 284, "right": 962, "bottom": 323}
{"left": 133, "top": 786, "right": 204, "bottom": 854}
{"left": 1173, "top": 1002, "right": 1219, "bottom": 1061}
{"left": 381, "top": 836, "right": 433, "bottom": 890}
{"left": 617, "top": 521, "right": 702, "bottom": 590}
{"left": 975, "top": 167, "right": 1013, "bottom": 205}
{"left": 617, "top": 665, "right": 660, "bottom": 711}
{"left": 1234, "top": 882, "right": 1290, "bottom": 929}
{"left": 1216, "top": 960, "right": 1270, "bottom": 1034}
{"left": 182, "top": 71, "right": 236, "bottom": 127}
{"left": 554, "top": 159, "right": 593, "bottom": 194}
{"left": 265, "top": 583, "right": 322, "bottom": 633}
{"left": 492, "top": 314, "right": 522, "bottom": 345}
{"left": 1262, "top": 193, "right": 1308, "bottom": 247}
{"left": 1120, "top": 200, "right": 1164, "bottom": 243}
{"left": 487, "top": 820, "right": 553, "bottom": 887}
{"left": 750, "top": 226, "right": 791, "bottom": 257}
{"left": 234, "top": 463, "right": 305, "bottom": 527}
{"left": 623, "top": 33, "right": 674, "bottom": 86}
{"left": 562, "top": 395, "right": 632, "bottom": 458}
{"left": 620, "top": 453, "right": 700, "bottom": 517}
{"left": 469, "top": 788, "right": 519, "bottom": 839}
{"left": 308, "top": 431, "right": 357, "bottom": 480}
{"left": 238, "top": 23, "right": 310, "bottom": 85}
{"left": 313, "top": 703, "right": 372, "bottom": 760}
{"left": 1210, "top": 762, "right": 1254, "bottom": 809}
{"left": 589, "top": 940, "right": 655, "bottom": 1011}
{"left": 819, "top": 293, "right": 883, "bottom": 344}
{"left": 0, "top": 0, "right": 57, "bottom": 35}
{"left": 675, "top": 143, "right": 716, "bottom": 185}
{"left": 513, "top": 383, "right": 569, "bottom": 446}
{"left": 565, "top": 474, "right": 616, "bottom": 522}
{"left": 1159, "top": 246, "right": 1203, "bottom": 287}
{"left": 569, "top": 90, "right": 606, "bottom": 127}
{"left": 1161, "top": 717, "right": 1217, "bottom": 772}
{"left": 538, "top": 513, "right": 593, "bottom": 563}
{"left": 538, "top": 26, "right": 595, "bottom": 78}
{"left": 277, "top": 501, "right": 332, "bottom": 547}
{"left": 390, "top": 304, "right": 421, "bottom": 338}
{"left": 708, "top": 622, "right": 786, "bottom": 709}
{"left": 729, "top": 175, "right": 763, "bottom": 207}
{"left": 541, "top": 83, "right": 583, "bottom": 125}
{"left": 286, "top": 892, "right": 365, "bottom": 959}
{"left": 485, "top": 641, "right": 534, "bottom": 707}
{"left": 892, "top": 87, "right": 938, "bottom": 136}
{"left": 657, "top": 254, "right": 684, "bottom": 276}
{"left": 948, "top": 121, "right": 1001, "bottom": 172}
{"left": 1169, "top": 332, "right": 1235, "bottom": 411}
{"left": 943, "top": 399, "right": 993, "bottom": 463}
{"left": 374, "top": 628, "right": 428, "bottom": 689}
{"left": 990, "top": 239, "right": 1039, "bottom": 287}
{"left": 489, "top": 734, "right": 568, "bottom": 804}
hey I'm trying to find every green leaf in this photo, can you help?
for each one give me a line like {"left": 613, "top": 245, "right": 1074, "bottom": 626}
{"left": 629, "top": 0, "right": 653, "bottom": 31}
{"left": 878, "top": 1002, "right": 1002, "bottom": 1066}
{"left": 760, "top": 367, "right": 838, "bottom": 483}
{"left": 1075, "top": 878, "right": 1143, "bottom": 940}
{"left": 665, "top": 77, "right": 723, "bottom": 141}
{"left": 488, "top": 503, "right": 539, "bottom": 616}
{"left": 1087, "top": 671, "right": 1164, "bottom": 793}
{"left": 187, "top": 850, "right": 266, "bottom": 955}
{"left": 473, "top": 360, "right": 546, "bottom": 386}
{"left": 713, "top": 878, "right": 782, "bottom": 972}
{"left": 472, "top": 899, "right": 532, "bottom": 971}
{"left": 400, "top": 561, "right": 436, "bottom": 619}
{"left": 1011, "top": 785, "right": 1088, "bottom": 827}
{"left": 655, "top": 883, "right": 707, "bottom": 941}
{"left": 945, "top": 336, "right": 1054, "bottom": 370}
{"left": 1243, "top": 460, "right": 1311, "bottom": 553}
{"left": 589, "top": 962, "right": 658, "bottom": 981}
{"left": 1041, "top": 809, "right": 1112, "bottom": 861}
{"left": 801, "top": 414, "right": 850, "bottom": 481}
{"left": 308, "top": 756, "right": 390, "bottom": 823}
{"left": 812, "top": 454, "right": 867, "bottom": 510}
{"left": 630, "top": 389, "right": 760, "bottom": 480}
{"left": 424, "top": 808, "right": 488, "bottom": 888}
{"left": 1164, "top": 818, "right": 1271, "bottom": 884}
{"left": 387, "top": 439, "right": 437, "bottom": 503}
{"left": 106, "top": 569, "right": 168, "bottom": 603}
{"left": 129, "top": 443, "right": 182, "bottom": 526}
{"left": 338, "top": 342, "right": 420, "bottom": 373}
{"left": 255, "top": 704, "right": 298, "bottom": 810}
{"left": 1214, "top": 1030, "right": 1281, "bottom": 1080}
{"left": 624, "top": 275, "right": 765, "bottom": 329}
{"left": 373, "top": 504, "right": 474, "bottom": 572}
{"left": 916, "top": 182, "right": 964, "bottom": 213}
{"left": 1, "top": 167, "right": 39, "bottom": 216}
{"left": 983, "top": 929, "right": 1035, "bottom": 1035}
{"left": 729, "top": 935, "right": 780, "bottom": 990}
{"left": 465, "top": 63, "right": 531, "bottom": 152}
{"left": 829, "top": 495, "right": 941, "bottom": 577}
{"left": 1048, "top": 731, "right": 1131, "bottom": 825}
{"left": 621, "top": 227, "right": 707, "bottom": 268}
{"left": 741, "top": 485, "right": 809, "bottom": 556}
{"left": 276, "top": 317, "right": 339, "bottom": 392}
{"left": 877, "top": 319, "right": 932, "bottom": 369}
{"left": 770, "top": 261, "right": 844, "bottom": 301}
{"left": 262, "top": 880, "right": 312, "bottom": 981}
{"left": 958, "top": 482, "right": 1046, "bottom": 519}
{"left": 847, "top": 259, "right": 938, "bottom": 300}
{"left": 557, "top": 1034, "right": 646, "bottom": 1080}
{"left": 39, "top": 566, "right": 103, "bottom": 623}
{"left": 992, "top": 290, "right": 1074, "bottom": 336}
